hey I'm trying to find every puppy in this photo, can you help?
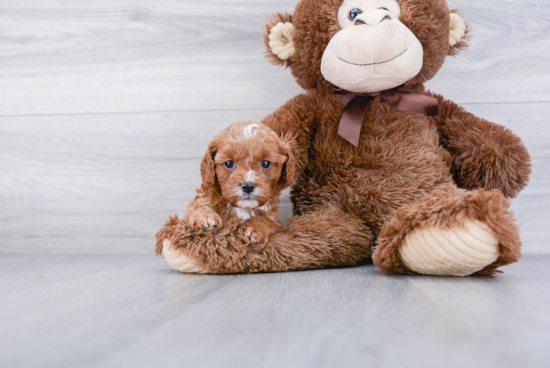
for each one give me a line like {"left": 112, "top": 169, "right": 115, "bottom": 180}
{"left": 184, "top": 121, "right": 295, "bottom": 244}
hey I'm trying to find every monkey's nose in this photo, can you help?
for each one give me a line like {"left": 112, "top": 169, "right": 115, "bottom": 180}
{"left": 241, "top": 182, "right": 255, "bottom": 194}
{"left": 354, "top": 11, "right": 392, "bottom": 26}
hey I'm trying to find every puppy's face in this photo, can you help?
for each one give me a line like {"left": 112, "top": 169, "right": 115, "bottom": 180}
{"left": 201, "top": 122, "right": 295, "bottom": 210}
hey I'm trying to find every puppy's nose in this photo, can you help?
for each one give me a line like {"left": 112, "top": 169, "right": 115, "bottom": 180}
{"left": 241, "top": 182, "right": 255, "bottom": 194}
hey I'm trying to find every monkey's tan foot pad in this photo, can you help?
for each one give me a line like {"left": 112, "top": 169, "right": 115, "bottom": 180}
{"left": 397, "top": 218, "right": 499, "bottom": 277}
{"left": 162, "top": 239, "right": 209, "bottom": 274}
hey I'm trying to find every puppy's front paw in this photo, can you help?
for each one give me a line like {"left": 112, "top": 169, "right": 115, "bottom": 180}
{"left": 238, "top": 224, "right": 269, "bottom": 245}
{"left": 187, "top": 210, "right": 222, "bottom": 231}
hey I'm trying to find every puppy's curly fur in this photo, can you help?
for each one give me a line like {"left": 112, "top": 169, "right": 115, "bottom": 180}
{"left": 156, "top": 121, "right": 295, "bottom": 257}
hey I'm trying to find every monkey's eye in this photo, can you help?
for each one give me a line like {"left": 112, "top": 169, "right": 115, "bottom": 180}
{"left": 224, "top": 161, "right": 234, "bottom": 169}
{"left": 261, "top": 161, "right": 271, "bottom": 169}
{"left": 349, "top": 8, "right": 362, "bottom": 21}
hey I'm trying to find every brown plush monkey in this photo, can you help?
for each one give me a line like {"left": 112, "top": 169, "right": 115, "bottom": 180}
{"left": 158, "top": 0, "right": 531, "bottom": 276}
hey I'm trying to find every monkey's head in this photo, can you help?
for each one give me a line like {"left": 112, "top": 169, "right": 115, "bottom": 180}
{"left": 264, "top": 0, "right": 468, "bottom": 94}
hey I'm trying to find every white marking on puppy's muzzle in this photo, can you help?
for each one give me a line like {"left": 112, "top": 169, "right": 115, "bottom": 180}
{"left": 244, "top": 170, "right": 258, "bottom": 183}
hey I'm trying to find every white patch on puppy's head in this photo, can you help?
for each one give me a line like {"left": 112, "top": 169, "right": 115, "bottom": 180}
{"left": 242, "top": 124, "right": 260, "bottom": 138}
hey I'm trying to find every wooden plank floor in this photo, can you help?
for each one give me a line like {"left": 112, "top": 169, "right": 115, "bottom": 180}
{"left": 1, "top": 254, "right": 549, "bottom": 368}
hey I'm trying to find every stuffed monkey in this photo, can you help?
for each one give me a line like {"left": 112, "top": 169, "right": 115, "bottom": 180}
{"left": 158, "top": 0, "right": 531, "bottom": 276}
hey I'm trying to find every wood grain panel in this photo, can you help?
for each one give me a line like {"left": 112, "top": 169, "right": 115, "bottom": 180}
{"left": 0, "top": 108, "right": 275, "bottom": 253}
{"left": 0, "top": 0, "right": 549, "bottom": 116}
{"left": 0, "top": 103, "right": 547, "bottom": 254}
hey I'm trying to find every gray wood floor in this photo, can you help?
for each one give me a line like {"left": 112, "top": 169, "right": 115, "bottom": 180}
{"left": 1, "top": 254, "right": 549, "bottom": 368}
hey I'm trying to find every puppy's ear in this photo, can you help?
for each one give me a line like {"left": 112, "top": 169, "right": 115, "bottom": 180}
{"left": 200, "top": 138, "right": 220, "bottom": 192}
{"left": 277, "top": 139, "right": 297, "bottom": 189}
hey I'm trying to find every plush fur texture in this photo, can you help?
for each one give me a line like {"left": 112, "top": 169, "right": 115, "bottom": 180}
{"left": 373, "top": 183, "right": 522, "bottom": 275}
{"left": 157, "top": 0, "right": 530, "bottom": 275}
{"left": 156, "top": 206, "right": 372, "bottom": 273}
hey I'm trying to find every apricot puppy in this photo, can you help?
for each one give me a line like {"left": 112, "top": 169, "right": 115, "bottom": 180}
{"left": 184, "top": 121, "right": 295, "bottom": 244}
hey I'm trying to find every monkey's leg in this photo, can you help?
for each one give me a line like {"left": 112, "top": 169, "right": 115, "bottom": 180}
{"left": 156, "top": 214, "right": 249, "bottom": 274}
{"left": 373, "top": 184, "right": 522, "bottom": 276}
{"left": 245, "top": 206, "right": 373, "bottom": 273}
{"left": 157, "top": 207, "right": 373, "bottom": 274}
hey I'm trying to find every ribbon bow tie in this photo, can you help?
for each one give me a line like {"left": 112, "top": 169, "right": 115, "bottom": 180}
{"left": 334, "top": 88, "right": 439, "bottom": 147}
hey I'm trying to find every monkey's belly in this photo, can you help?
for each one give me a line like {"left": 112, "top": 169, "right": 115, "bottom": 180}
{"left": 293, "top": 133, "right": 453, "bottom": 224}
{"left": 349, "top": 156, "right": 453, "bottom": 215}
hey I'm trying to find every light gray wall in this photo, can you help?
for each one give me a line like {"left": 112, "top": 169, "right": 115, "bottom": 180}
{"left": 1, "top": 0, "right": 548, "bottom": 254}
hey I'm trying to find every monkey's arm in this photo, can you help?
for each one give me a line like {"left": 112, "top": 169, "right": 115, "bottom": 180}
{"left": 261, "top": 90, "right": 319, "bottom": 177}
{"left": 431, "top": 93, "right": 531, "bottom": 198}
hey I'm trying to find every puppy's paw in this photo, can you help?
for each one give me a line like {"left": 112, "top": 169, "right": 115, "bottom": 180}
{"left": 238, "top": 224, "right": 269, "bottom": 245}
{"left": 187, "top": 210, "right": 222, "bottom": 231}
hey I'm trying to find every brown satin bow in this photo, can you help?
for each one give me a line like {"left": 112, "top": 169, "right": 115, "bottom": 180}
{"left": 334, "top": 88, "right": 439, "bottom": 147}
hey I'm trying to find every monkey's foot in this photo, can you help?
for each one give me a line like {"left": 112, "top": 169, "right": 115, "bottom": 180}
{"left": 162, "top": 239, "right": 209, "bottom": 274}
{"left": 397, "top": 218, "right": 500, "bottom": 277}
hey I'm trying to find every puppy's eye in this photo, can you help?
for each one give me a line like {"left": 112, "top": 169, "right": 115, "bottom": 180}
{"left": 379, "top": 7, "right": 389, "bottom": 11}
{"left": 349, "top": 8, "right": 362, "bottom": 21}
{"left": 261, "top": 161, "right": 271, "bottom": 169}
{"left": 224, "top": 161, "right": 234, "bottom": 169}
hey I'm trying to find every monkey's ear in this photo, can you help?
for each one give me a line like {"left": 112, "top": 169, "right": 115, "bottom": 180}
{"left": 200, "top": 139, "right": 220, "bottom": 192}
{"left": 263, "top": 12, "right": 295, "bottom": 66}
{"left": 448, "top": 11, "right": 469, "bottom": 56}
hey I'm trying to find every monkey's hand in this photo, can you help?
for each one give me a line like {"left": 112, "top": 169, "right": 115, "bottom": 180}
{"left": 431, "top": 93, "right": 531, "bottom": 198}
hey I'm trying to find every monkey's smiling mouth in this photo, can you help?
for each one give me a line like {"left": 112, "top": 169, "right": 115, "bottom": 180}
{"left": 338, "top": 48, "right": 408, "bottom": 66}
